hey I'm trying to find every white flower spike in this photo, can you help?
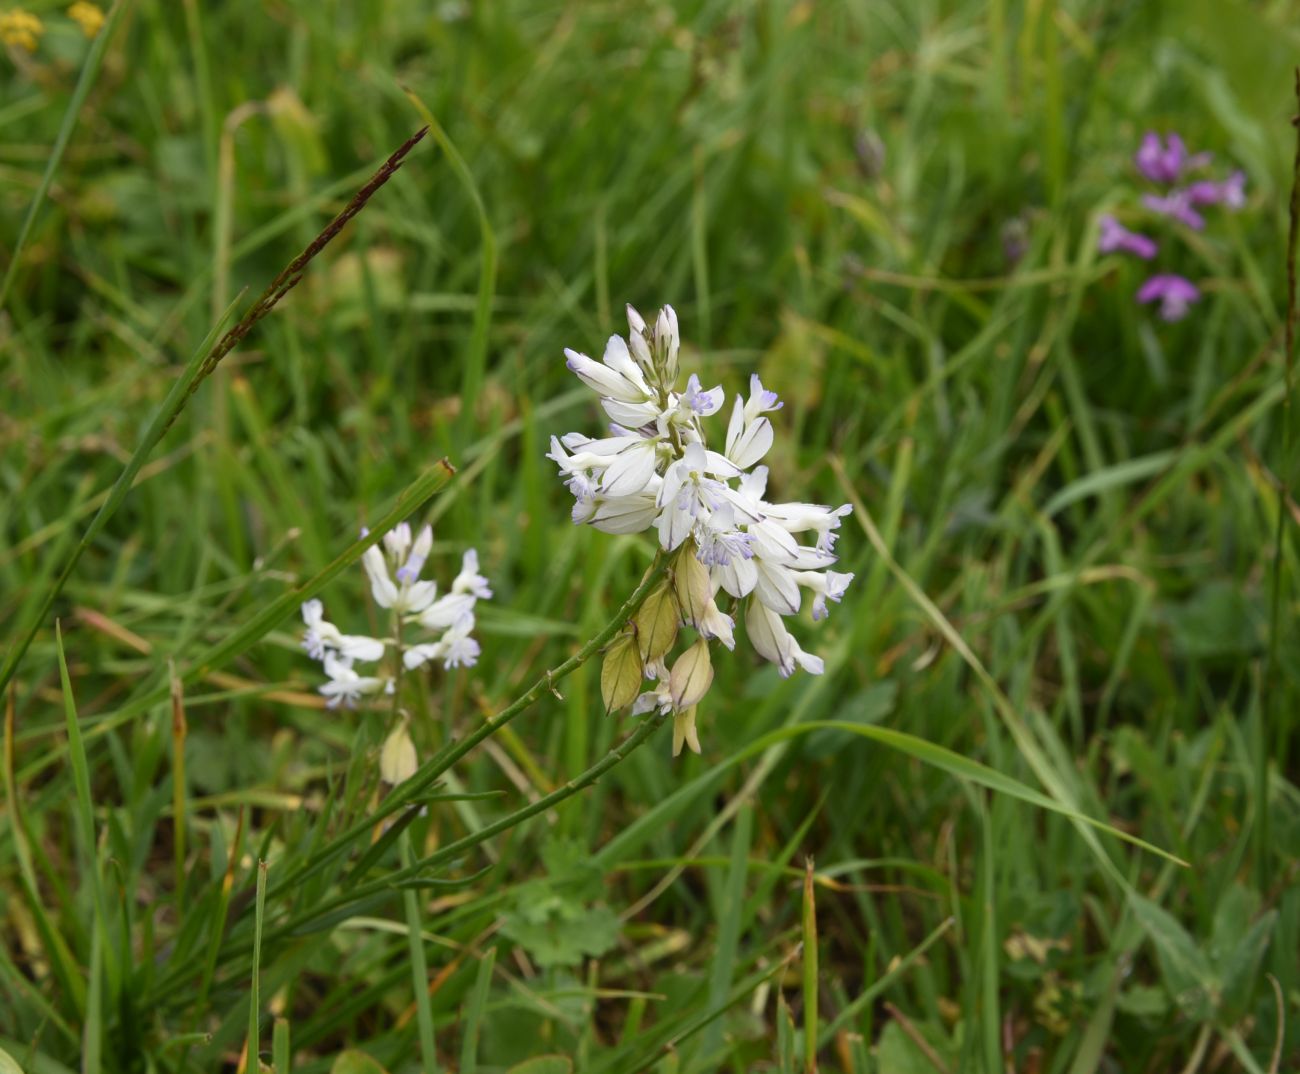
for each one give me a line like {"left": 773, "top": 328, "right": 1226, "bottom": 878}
{"left": 300, "top": 521, "right": 491, "bottom": 706}
{"left": 554, "top": 303, "right": 854, "bottom": 754}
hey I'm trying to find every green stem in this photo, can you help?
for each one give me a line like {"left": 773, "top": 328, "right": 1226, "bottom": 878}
{"left": 401, "top": 831, "right": 439, "bottom": 1074}
{"left": 278, "top": 710, "right": 667, "bottom": 938}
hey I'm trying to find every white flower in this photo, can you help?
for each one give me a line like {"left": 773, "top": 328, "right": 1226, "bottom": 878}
{"left": 419, "top": 592, "right": 477, "bottom": 632}
{"left": 404, "top": 618, "right": 481, "bottom": 671}
{"left": 797, "top": 569, "right": 854, "bottom": 621}
{"left": 319, "top": 655, "right": 393, "bottom": 709}
{"left": 744, "top": 599, "right": 824, "bottom": 678}
{"left": 565, "top": 336, "right": 653, "bottom": 403}
{"left": 361, "top": 526, "right": 438, "bottom": 614}
{"left": 300, "top": 599, "right": 384, "bottom": 663}
{"left": 724, "top": 395, "right": 774, "bottom": 469}
{"left": 452, "top": 548, "right": 493, "bottom": 599}
{"left": 303, "top": 520, "right": 491, "bottom": 708}
{"left": 655, "top": 443, "right": 744, "bottom": 551}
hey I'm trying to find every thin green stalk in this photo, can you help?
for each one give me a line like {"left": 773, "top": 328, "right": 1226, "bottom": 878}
{"left": 401, "top": 831, "right": 439, "bottom": 1074}
{"left": 277, "top": 711, "right": 667, "bottom": 939}
{"left": 460, "top": 946, "right": 497, "bottom": 1074}
{"left": 171, "top": 664, "right": 188, "bottom": 915}
{"left": 55, "top": 624, "right": 118, "bottom": 996}
{"left": 1262, "top": 67, "right": 1300, "bottom": 887}
{"left": 245, "top": 861, "right": 268, "bottom": 1074}
{"left": 802, "top": 858, "right": 818, "bottom": 1074}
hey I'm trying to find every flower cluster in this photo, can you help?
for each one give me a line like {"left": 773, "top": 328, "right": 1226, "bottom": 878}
{"left": 300, "top": 522, "right": 491, "bottom": 710}
{"left": 1098, "top": 131, "right": 1246, "bottom": 322}
{"left": 0, "top": 8, "right": 42, "bottom": 50}
{"left": 550, "top": 304, "right": 853, "bottom": 755}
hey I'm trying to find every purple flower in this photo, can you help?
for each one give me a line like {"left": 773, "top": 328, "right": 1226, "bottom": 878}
{"left": 1135, "top": 132, "right": 1212, "bottom": 184}
{"left": 1141, "top": 190, "right": 1205, "bottom": 230}
{"left": 1137, "top": 274, "right": 1200, "bottom": 322}
{"left": 1098, "top": 214, "right": 1158, "bottom": 259}
{"left": 1187, "top": 170, "right": 1247, "bottom": 209}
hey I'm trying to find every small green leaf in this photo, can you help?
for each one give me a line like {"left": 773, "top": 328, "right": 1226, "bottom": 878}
{"left": 1129, "top": 893, "right": 1216, "bottom": 1020}
{"left": 506, "top": 1059, "right": 573, "bottom": 1074}
{"left": 329, "top": 1050, "right": 389, "bottom": 1074}
{"left": 1218, "top": 910, "right": 1276, "bottom": 1020}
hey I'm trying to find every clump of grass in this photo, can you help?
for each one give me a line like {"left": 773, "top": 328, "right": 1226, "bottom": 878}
{"left": 2, "top": 4, "right": 1299, "bottom": 1073}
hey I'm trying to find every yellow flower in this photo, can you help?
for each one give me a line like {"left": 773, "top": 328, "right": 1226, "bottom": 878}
{"left": 67, "top": 1, "right": 104, "bottom": 37}
{"left": 0, "top": 8, "right": 44, "bottom": 51}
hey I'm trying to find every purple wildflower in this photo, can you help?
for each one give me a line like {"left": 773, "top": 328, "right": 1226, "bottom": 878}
{"left": 1141, "top": 190, "right": 1205, "bottom": 231}
{"left": 1187, "top": 170, "right": 1247, "bottom": 209}
{"left": 1098, "top": 215, "right": 1158, "bottom": 260}
{"left": 1135, "top": 132, "right": 1212, "bottom": 185}
{"left": 1137, "top": 274, "right": 1200, "bottom": 322}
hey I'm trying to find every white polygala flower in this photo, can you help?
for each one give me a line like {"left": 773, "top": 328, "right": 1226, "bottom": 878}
{"left": 550, "top": 302, "right": 855, "bottom": 751}
{"left": 301, "top": 521, "right": 491, "bottom": 708}
{"left": 300, "top": 599, "right": 385, "bottom": 663}
{"left": 320, "top": 655, "right": 394, "bottom": 710}
{"left": 361, "top": 524, "right": 439, "bottom": 614}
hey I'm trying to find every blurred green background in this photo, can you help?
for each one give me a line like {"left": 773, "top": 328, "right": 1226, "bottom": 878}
{"left": 3, "top": 1, "right": 1300, "bottom": 1071}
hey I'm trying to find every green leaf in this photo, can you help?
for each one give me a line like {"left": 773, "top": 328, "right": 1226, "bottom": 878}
{"left": 1128, "top": 894, "right": 1216, "bottom": 1021}
{"left": 0, "top": 1045, "right": 25, "bottom": 1074}
{"left": 1218, "top": 910, "right": 1276, "bottom": 1021}
{"left": 329, "top": 1051, "right": 389, "bottom": 1074}
{"left": 874, "top": 1021, "right": 955, "bottom": 1074}
{"left": 506, "top": 1059, "right": 573, "bottom": 1074}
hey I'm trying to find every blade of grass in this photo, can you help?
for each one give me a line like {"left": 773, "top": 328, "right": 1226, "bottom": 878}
{"left": 402, "top": 831, "right": 439, "bottom": 1074}
{"left": 171, "top": 662, "right": 188, "bottom": 914}
{"left": 242, "top": 860, "right": 268, "bottom": 1074}
{"left": 701, "top": 803, "right": 753, "bottom": 1061}
{"left": 2, "top": 687, "right": 85, "bottom": 1015}
{"left": 54, "top": 623, "right": 118, "bottom": 996}
{"left": 272, "top": 1018, "right": 290, "bottom": 1074}
{"left": 802, "top": 858, "right": 819, "bottom": 1074}
{"left": 460, "top": 946, "right": 497, "bottom": 1074}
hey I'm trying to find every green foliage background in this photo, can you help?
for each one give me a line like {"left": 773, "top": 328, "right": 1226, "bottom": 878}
{"left": 2, "top": 1, "right": 1299, "bottom": 1071}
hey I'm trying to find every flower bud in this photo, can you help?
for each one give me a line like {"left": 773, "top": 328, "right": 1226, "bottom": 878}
{"left": 672, "top": 543, "right": 713, "bottom": 627}
{"left": 672, "top": 706, "right": 702, "bottom": 757}
{"left": 600, "top": 633, "right": 644, "bottom": 713}
{"left": 635, "top": 582, "right": 680, "bottom": 662}
{"left": 380, "top": 721, "right": 418, "bottom": 785}
{"left": 669, "top": 637, "right": 713, "bottom": 711}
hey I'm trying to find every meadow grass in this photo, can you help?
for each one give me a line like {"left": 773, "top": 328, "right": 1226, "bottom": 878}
{"left": 2, "top": 1, "right": 1299, "bottom": 1071}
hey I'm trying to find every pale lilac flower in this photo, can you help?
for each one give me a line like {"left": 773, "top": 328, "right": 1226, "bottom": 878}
{"left": 681, "top": 374, "right": 725, "bottom": 416}
{"left": 361, "top": 526, "right": 439, "bottom": 614}
{"left": 303, "top": 520, "right": 490, "bottom": 705}
{"left": 403, "top": 619, "right": 481, "bottom": 671}
{"left": 1135, "top": 132, "right": 1211, "bottom": 184}
{"left": 1141, "top": 190, "right": 1205, "bottom": 231}
{"left": 1186, "top": 170, "right": 1246, "bottom": 209}
{"left": 320, "top": 655, "right": 393, "bottom": 709}
{"left": 1098, "top": 215, "right": 1158, "bottom": 260}
{"left": 452, "top": 548, "right": 493, "bottom": 599}
{"left": 300, "top": 599, "right": 385, "bottom": 663}
{"left": 1137, "top": 274, "right": 1200, "bottom": 322}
